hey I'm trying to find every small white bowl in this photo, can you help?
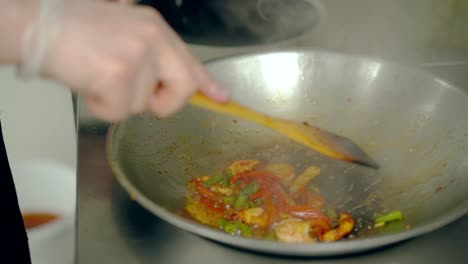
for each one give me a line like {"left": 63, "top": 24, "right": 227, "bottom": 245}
{"left": 12, "top": 160, "right": 76, "bottom": 243}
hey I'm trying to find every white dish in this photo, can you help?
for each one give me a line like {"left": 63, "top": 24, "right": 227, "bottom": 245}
{"left": 12, "top": 160, "right": 76, "bottom": 244}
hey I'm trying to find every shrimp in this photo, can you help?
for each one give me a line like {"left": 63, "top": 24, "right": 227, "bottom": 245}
{"left": 320, "top": 212, "right": 355, "bottom": 242}
{"left": 274, "top": 218, "right": 314, "bottom": 243}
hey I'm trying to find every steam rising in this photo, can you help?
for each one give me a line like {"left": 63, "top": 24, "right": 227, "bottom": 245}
{"left": 139, "top": 0, "right": 322, "bottom": 46}
{"left": 208, "top": 0, "right": 321, "bottom": 44}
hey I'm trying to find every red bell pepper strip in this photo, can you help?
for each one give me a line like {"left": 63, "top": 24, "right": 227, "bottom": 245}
{"left": 283, "top": 205, "right": 331, "bottom": 223}
{"left": 263, "top": 196, "right": 277, "bottom": 225}
{"left": 249, "top": 189, "right": 266, "bottom": 201}
{"left": 192, "top": 178, "right": 216, "bottom": 198}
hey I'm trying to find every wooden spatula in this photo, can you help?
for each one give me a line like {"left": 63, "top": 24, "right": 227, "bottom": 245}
{"left": 189, "top": 92, "right": 379, "bottom": 169}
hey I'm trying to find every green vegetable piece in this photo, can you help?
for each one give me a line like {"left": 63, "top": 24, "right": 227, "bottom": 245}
{"left": 204, "top": 174, "right": 223, "bottom": 187}
{"left": 375, "top": 210, "right": 403, "bottom": 225}
{"left": 377, "top": 220, "right": 410, "bottom": 234}
{"left": 224, "top": 169, "right": 233, "bottom": 178}
{"left": 242, "top": 183, "right": 260, "bottom": 195}
{"left": 218, "top": 219, "right": 228, "bottom": 228}
{"left": 374, "top": 222, "right": 385, "bottom": 228}
{"left": 222, "top": 195, "right": 235, "bottom": 204}
{"left": 224, "top": 224, "right": 237, "bottom": 234}
{"left": 218, "top": 219, "right": 237, "bottom": 234}
{"left": 219, "top": 177, "right": 229, "bottom": 187}
{"left": 233, "top": 221, "right": 252, "bottom": 237}
{"left": 235, "top": 194, "right": 248, "bottom": 209}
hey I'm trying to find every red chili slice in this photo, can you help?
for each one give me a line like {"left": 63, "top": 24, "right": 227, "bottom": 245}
{"left": 249, "top": 189, "right": 266, "bottom": 201}
{"left": 283, "top": 205, "right": 331, "bottom": 223}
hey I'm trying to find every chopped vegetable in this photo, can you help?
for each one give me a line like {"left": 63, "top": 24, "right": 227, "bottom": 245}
{"left": 218, "top": 219, "right": 252, "bottom": 237}
{"left": 221, "top": 195, "right": 235, "bottom": 204}
{"left": 218, "top": 169, "right": 233, "bottom": 187}
{"left": 284, "top": 205, "right": 331, "bottom": 223}
{"left": 377, "top": 220, "right": 410, "bottom": 235}
{"left": 233, "top": 221, "right": 252, "bottom": 237}
{"left": 218, "top": 219, "right": 237, "bottom": 234}
{"left": 193, "top": 179, "right": 216, "bottom": 198}
{"left": 219, "top": 177, "right": 229, "bottom": 187}
{"left": 234, "top": 194, "right": 248, "bottom": 209}
{"left": 242, "top": 182, "right": 260, "bottom": 195}
{"left": 224, "top": 169, "right": 233, "bottom": 178}
{"left": 374, "top": 210, "right": 403, "bottom": 227}
{"left": 249, "top": 190, "right": 266, "bottom": 201}
{"left": 204, "top": 174, "right": 223, "bottom": 187}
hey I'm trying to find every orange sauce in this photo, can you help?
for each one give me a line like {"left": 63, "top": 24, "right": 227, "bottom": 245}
{"left": 22, "top": 213, "right": 60, "bottom": 230}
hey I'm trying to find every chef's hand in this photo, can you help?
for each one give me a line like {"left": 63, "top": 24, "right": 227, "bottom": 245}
{"left": 17, "top": 0, "right": 230, "bottom": 122}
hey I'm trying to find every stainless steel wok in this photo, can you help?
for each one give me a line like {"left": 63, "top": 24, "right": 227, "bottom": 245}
{"left": 107, "top": 50, "right": 468, "bottom": 256}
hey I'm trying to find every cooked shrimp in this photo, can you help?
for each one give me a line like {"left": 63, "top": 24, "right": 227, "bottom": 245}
{"left": 227, "top": 160, "right": 260, "bottom": 175}
{"left": 320, "top": 212, "right": 355, "bottom": 242}
{"left": 274, "top": 218, "right": 314, "bottom": 243}
{"left": 238, "top": 207, "right": 268, "bottom": 228}
{"left": 289, "top": 166, "right": 321, "bottom": 195}
{"left": 261, "top": 163, "right": 296, "bottom": 186}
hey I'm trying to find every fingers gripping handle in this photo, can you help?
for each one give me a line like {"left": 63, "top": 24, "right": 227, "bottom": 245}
{"left": 17, "top": 0, "right": 64, "bottom": 79}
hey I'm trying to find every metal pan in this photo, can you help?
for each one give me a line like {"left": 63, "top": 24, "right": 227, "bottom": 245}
{"left": 106, "top": 50, "right": 468, "bottom": 256}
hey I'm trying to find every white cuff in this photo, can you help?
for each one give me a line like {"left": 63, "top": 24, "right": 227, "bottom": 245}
{"left": 17, "top": 0, "right": 64, "bottom": 79}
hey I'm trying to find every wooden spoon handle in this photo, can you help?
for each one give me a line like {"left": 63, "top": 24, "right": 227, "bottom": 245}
{"left": 188, "top": 92, "right": 274, "bottom": 127}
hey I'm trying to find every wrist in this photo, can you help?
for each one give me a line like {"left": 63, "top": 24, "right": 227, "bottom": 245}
{"left": 18, "top": 0, "right": 64, "bottom": 79}
{"left": 0, "top": 0, "right": 39, "bottom": 64}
